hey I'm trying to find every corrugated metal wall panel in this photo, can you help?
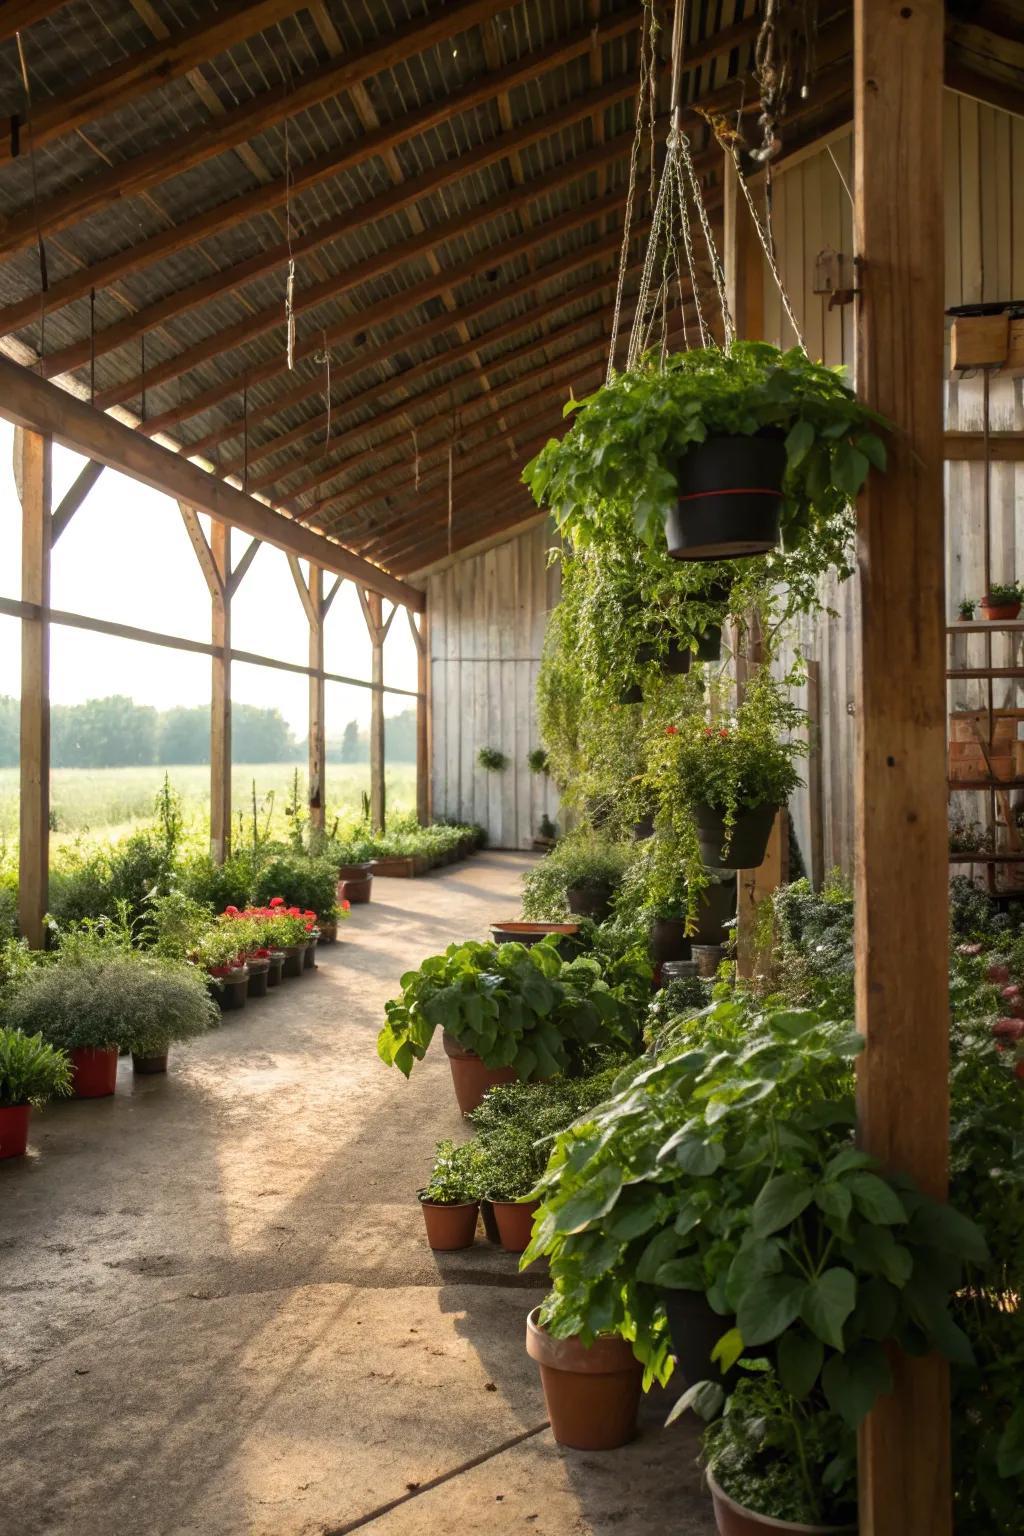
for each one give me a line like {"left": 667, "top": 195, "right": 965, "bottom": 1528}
{"left": 427, "top": 521, "right": 561, "bottom": 847}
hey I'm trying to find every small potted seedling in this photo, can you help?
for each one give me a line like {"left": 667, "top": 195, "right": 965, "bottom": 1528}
{"left": 981, "top": 581, "right": 1022, "bottom": 622}
{"left": 958, "top": 598, "right": 975, "bottom": 622}
{"left": 418, "top": 1139, "right": 483, "bottom": 1250}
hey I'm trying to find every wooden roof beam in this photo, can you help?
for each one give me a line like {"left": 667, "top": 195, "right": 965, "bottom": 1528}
{"left": 392, "top": 492, "right": 544, "bottom": 575}
{"left": 91, "top": 78, "right": 640, "bottom": 411}
{"left": 0, "top": 359, "right": 423, "bottom": 611}
{"left": 2, "top": 0, "right": 309, "bottom": 163}
{"left": 0, "top": 0, "right": 72, "bottom": 42}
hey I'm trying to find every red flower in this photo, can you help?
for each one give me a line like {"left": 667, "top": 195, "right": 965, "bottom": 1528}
{"left": 269, "top": 896, "right": 285, "bottom": 908}
{"left": 341, "top": 900, "right": 351, "bottom": 912}
{"left": 703, "top": 726, "right": 714, "bottom": 736}
{"left": 719, "top": 728, "right": 729, "bottom": 739}
{"left": 665, "top": 725, "right": 678, "bottom": 736}
{"left": 224, "top": 905, "right": 239, "bottom": 917}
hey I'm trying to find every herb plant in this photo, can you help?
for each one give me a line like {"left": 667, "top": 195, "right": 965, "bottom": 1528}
{"left": 984, "top": 582, "right": 1022, "bottom": 608}
{"left": 423, "top": 1139, "right": 485, "bottom": 1205}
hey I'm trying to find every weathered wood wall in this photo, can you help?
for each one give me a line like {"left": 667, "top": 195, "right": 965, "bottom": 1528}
{"left": 770, "top": 97, "right": 1024, "bottom": 878}
{"left": 425, "top": 521, "right": 562, "bottom": 847}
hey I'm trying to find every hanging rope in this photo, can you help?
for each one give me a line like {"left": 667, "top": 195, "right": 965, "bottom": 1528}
{"left": 284, "top": 118, "right": 296, "bottom": 370}
{"left": 314, "top": 330, "right": 331, "bottom": 444}
{"left": 605, "top": 0, "right": 658, "bottom": 381}
{"left": 15, "top": 31, "right": 48, "bottom": 370}
{"left": 412, "top": 428, "right": 421, "bottom": 491}
{"left": 752, "top": 0, "right": 819, "bottom": 163}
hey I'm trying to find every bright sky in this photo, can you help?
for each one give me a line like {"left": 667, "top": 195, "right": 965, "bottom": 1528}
{"left": 0, "top": 420, "right": 419, "bottom": 737}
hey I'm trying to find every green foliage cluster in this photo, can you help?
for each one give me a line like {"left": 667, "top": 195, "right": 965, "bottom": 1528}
{"left": 378, "top": 937, "right": 640, "bottom": 1081}
{"left": 523, "top": 342, "right": 882, "bottom": 562}
{"left": 422, "top": 1139, "right": 486, "bottom": 1205}
{"left": 477, "top": 746, "right": 509, "bottom": 772}
{"left": 0, "top": 1027, "right": 73, "bottom": 1109}
{"left": 4, "top": 950, "right": 218, "bottom": 1054}
{"left": 521, "top": 835, "right": 631, "bottom": 919}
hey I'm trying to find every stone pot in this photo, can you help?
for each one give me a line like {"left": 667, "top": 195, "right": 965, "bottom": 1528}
{"left": 525, "top": 1308, "right": 642, "bottom": 1451}
{"left": 442, "top": 1029, "right": 517, "bottom": 1116}
{"left": 131, "top": 1052, "right": 168, "bottom": 1075}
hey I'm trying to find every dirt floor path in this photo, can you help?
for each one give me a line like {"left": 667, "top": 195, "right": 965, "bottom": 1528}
{"left": 1, "top": 852, "right": 714, "bottom": 1536}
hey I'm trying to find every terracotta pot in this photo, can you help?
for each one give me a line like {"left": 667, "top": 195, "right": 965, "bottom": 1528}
{"left": 442, "top": 1029, "right": 517, "bottom": 1116}
{"left": 247, "top": 956, "right": 271, "bottom": 998}
{"left": 419, "top": 1192, "right": 480, "bottom": 1250}
{"left": 339, "top": 873, "right": 373, "bottom": 904}
{"left": 981, "top": 601, "right": 1022, "bottom": 622}
{"left": 0, "top": 1103, "right": 31, "bottom": 1159}
{"left": 525, "top": 1308, "right": 642, "bottom": 1451}
{"left": 489, "top": 921, "right": 579, "bottom": 951}
{"left": 693, "top": 802, "right": 779, "bottom": 871}
{"left": 266, "top": 951, "right": 285, "bottom": 988}
{"left": 337, "top": 862, "right": 371, "bottom": 881}
{"left": 566, "top": 883, "right": 613, "bottom": 920}
{"left": 491, "top": 1198, "right": 540, "bottom": 1253}
{"left": 707, "top": 1471, "right": 857, "bottom": 1535}
{"left": 281, "top": 944, "right": 306, "bottom": 979}
{"left": 216, "top": 965, "right": 250, "bottom": 1009}
{"left": 131, "top": 1051, "right": 169, "bottom": 1075}
{"left": 481, "top": 1198, "right": 501, "bottom": 1244}
{"left": 70, "top": 1045, "right": 119, "bottom": 1098}
{"left": 665, "top": 434, "right": 785, "bottom": 562}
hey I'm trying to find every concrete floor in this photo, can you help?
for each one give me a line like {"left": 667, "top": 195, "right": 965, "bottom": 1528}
{"left": 1, "top": 852, "right": 715, "bottom": 1536}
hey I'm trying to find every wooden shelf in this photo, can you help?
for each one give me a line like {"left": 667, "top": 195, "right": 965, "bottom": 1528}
{"left": 947, "top": 667, "right": 1024, "bottom": 679}
{"left": 949, "top": 852, "right": 1024, "bottom": 863}
{"left": 947, "top": 620, "right": 1024, "bottom": 633}
{"left": 947, "top": 777, "right": 1024, "bottom": 789}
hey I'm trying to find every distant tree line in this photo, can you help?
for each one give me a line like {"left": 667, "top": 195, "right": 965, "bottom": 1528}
{"left": 0, "top": 696, "right": 418, "bottom": 767}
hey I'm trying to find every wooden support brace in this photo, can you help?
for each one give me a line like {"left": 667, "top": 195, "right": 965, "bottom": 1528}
{"left": 227, "top": 536, "right": 261, "bottom": 597}
{"left": 14, "top": 428, "right": 51, "bottom": 947}
{"left": 180, "top": 502, "right": 230, "bottom": 859}
{"left": 51, "top": 459, "right": 104, "bottom": 544}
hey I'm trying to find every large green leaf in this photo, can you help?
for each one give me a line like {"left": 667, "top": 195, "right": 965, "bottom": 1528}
{"left": 822, "top": 1341, "right": 892, "bottom": 1428}
{"left": 736, "top": 1273, "right": 806, "bottom": 1347}
{"left": 674, "top": 1137, "right": 725, "bottom": 1177}
{"left": 801, "top": 1267, "right": 856, "bottom": 1350}
{"left": 664, "top": 1379, "right": 725, "bottom": 1427}
{"left": 777, "top": 1329, "right": 824, "bottom": 1399}
{"left": 551, "top": 1165, "right": 624, "bottom": 1234}
{"left": 751, "top": 1173, "right": 814, "bottom": 1236}
{"left": 847, "top": 1172, "right": 907, "bottom": 1226}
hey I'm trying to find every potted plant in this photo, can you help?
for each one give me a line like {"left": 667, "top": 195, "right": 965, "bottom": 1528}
{"left": 526, "top": 837, "right": 629, "bottom": 921}
{"left": 525, "top": 1300, "right": 643, "bottom": 1451}
{"left": 523, "top": 342, "right": 885, "bottom": 564}
{"left": 652, "top": 670, "right": 806, "bottom": 893}
{"left": 697, "top": 1370, "right": 857, "bottom": 1534}
{"left": 981, "top": 582, "right": 1022, "bottom": 622}
{"left": 419, "top": 1138, "right": 484, "bottom": 1250}
{"left": 263, "top": 898, "right": 314, "bottom": 978}
{"left": 527, "top": 749, "right": 550, "bottom": 775}
{"left": 958, "top": 598, "right": 976, "bottom": 622}
{"left": 198, "top": 925, "right": 250, "bottom": 1010}
{"left": 378, "top": 937, "right": 638, "bottom": 1114}
{"left": 476, "top": 1126, "right": 541, "bottom": 1253}
{"left": 122, "top": 958, "right": 219, "bottom": 1074}
{"left": 0, "top": 1027, "right": 72, "bottom": 1158}
{"left": 478, "top": 746, "right": 509, "bottom": 771}
{"left": 327, "top": 833, "right": 376, "bottom": 903}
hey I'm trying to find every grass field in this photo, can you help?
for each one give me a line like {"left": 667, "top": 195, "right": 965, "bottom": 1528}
{"left": 0, "top": 762, "right": 418, "bottom": 850}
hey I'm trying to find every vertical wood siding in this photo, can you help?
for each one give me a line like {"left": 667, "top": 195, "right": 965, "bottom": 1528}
{"left": 769, "top": 98, "right": 1024, "bottom": 878}
{"left": 427, "top": 522, "right": 561, "bottom": 848}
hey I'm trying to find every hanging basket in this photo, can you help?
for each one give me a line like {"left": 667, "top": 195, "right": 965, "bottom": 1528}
{"left": 664, "top": 636, "right": 692, "bottom": 675}
{"left": 665, "top": 435, "right": 786, "bottom": 562}
{"left": 693, "top": 802, "right": 778, "bottom": 870}
{"left": 696, "top": 625, "right": 723, "bottom": 662}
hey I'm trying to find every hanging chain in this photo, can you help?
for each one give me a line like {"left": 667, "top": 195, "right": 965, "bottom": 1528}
{"left": 727, "top": 145, "right": 806, "bottom": 350}
{"left": 606, "top": 0, "right": 658, "bottom": 382}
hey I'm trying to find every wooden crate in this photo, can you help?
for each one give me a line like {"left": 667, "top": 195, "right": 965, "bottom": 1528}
{"left": 951, "top": 313, "right": 1009, "bottom": 370}
{"left": 949, "top": 709, "right": 1024, "bottom": 782}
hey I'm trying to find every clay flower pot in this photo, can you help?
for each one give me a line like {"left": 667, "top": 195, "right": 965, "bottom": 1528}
{"left": 525, "top": 1308, "right": 642, "bottom": 1451}
{"left": 707, "top": 1471, "right": 857, "bottom": 1535}
{"left": 131, "top": 1052, "right": 169, "bottom": 1075}
{"left": 442, "top": 1030, "right": 517, "bottom": 1116}
{"left": 418, "top": 1191, "right": 480, "bottom": 1250}
{"left": 0, "top": 1103, "right": 31, "bottom": 1159}
{"left": 70, "top": 1045, "right": 119, "bottom": 1098}
{"left": 981, "top": 600, "right": 1022, "bottom": 622}
{"left": 490, "top": 1198, "right": 540, "bottom": 1253}
{"left": 266, "top": 951, "right": 286, "bottom": 988}
{"left": 489, "top": 921, "right": 579, "bottom": 950}
{"left": 337, "top": 865, "right": 373, "bottom": 903}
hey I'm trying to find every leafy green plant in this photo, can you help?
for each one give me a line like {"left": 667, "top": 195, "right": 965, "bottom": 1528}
{"left": 701, "top": 1367, "right": 856, "bottom": 1527}
{"left": 4, "top": 951, "right": 218, "bottom": 1054}
{"left": 521, "top": 836, "right": 631, "bottom": 920}
{"left": 958, "top": 599, "right": 975, "bottom": 620}
{"left": 527, "top": 748, "right": 550, "bottom": 775}
{"left": 377, "top": 938, "right": 639, "bottom": 1081}
{"left": 985, "top": 582, "right": 1022, "bottom": 608}
{"left": 527, "top": 1000, "right": 985, "bottom": 1413}
{"left": 0, "top": 1027, "right": 73, "bottom": 1108}
{"left": 144, "top": 891, "right": 217, "bottom": 959}
{"left": 477, "top": 746, "right": 509, "bottom": 772}
{"left": 523, "top": 342, "right": 884, "bottom": 563}
{"left": 423, "top": 1138, "right": 485, "bottom": 1204}
{"left": 476, "top": 1126, "right": 538, "bottom": 1201}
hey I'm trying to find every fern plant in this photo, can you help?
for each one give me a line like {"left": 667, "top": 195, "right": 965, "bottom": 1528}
{"left": 478, "top": 746, "right": 509, "bottom": 772}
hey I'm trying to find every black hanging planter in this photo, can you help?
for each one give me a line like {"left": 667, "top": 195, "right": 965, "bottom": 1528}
{"left": 619, "top": 681, "right": 644, "bottom": 705}
{"left": 664, "top": 434, "right": 786, "bottom": 562}
{"left": 695, "top": 624, "right": 722, "bottom": 662}
{"left": 663, "top": 637, "right": 691, "bottom": 676}
{"left": 693, "top": 801, "right": 778, "bottom": 870}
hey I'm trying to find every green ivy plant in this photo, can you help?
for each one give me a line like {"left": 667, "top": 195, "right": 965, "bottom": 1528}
{"left": 525, "top": 999, "right": 986, "bottom": 1421}
{"left": 523, "top": 342, "right": 885, "bottom": 563}
{"left": 377, "top": 938, "right": 640, "bottom": 1081}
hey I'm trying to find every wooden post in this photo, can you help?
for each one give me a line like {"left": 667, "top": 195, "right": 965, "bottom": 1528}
{"left": 181, "top": 504, "right": 231, "bottom": 862}
{"left": 723, "top": 150, "right": 765, "bottom": 343}
{"left": 15, "top": 428, "right": 51, "bottom": 947}
{"left": 407, "top": 605, "right": 431, "bottom": 825}
{"left": 357, "top": 589, "right": 395, "bottom": 833}
{"left": 288, "top": 558, "right": 339, "bottom": 835}
{"left": 853, "top": 3, "right": 949, "bottom": 1533}
{"left": 806, "top": 659, "right": 825, "bottom": 889}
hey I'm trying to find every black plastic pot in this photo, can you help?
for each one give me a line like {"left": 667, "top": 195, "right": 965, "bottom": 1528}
{"left": 694, "top": 802, "right": 778, "bottom": 870}
{"left": 632, "top": 813, "right": 655, "bottom": 841}
{"left": 247, "top": 956, "right": 271, "bottom": 998}
{"left": 215, "top": 966, "right": 250, "bottom": 1012}
{"left": 481, "top": 1199, "right": 501, "bottom": 1244}
{"left": 664, "top": 637, "right": 692, "bottom": 676}
{"left": 696, "top": 624, "right": 723, "bottom": 662}
{"left": 566, "top": 884, "right": 613, "bottom": 920}
{"left": 618, "top": 681, "right": 644, "bottom": 705}
{"left": 664, "top": 434, "right": 786, "bottom": 561}
{"left": 266, "top": 951, "right": 285, "bottom": 988}
{"left": 691, "top": 878, "right": 737, "bottom": 945}
{"left": 660, "top": 1289, "right": 736, "bottom": 1388}
{"left": 651, "top": 917, "right": 689, "bottom": 967}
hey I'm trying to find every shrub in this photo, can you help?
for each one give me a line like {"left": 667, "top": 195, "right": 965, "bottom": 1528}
{"left": 521, "top": 837, "right": 630, "bottom": 920}
{"left": 423, "top": 1139, "right": 485, "bottom": 1204}
{"left": 5, "top": 952, "right": 217, "bottom": 1054}
{"left": 478, "top": 746, "right": 508, "bottom": 771}
{"left": 177, "top": 851, "right": 256, "bottom": 913}
{"left": 250, "top": 852, "right": 339, "bottom": 919}
{"left": 0, "top": 1027, "right": 73, "bottom": 1108}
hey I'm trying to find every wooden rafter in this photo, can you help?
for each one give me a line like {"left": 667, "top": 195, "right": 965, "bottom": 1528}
{"left": 0, "top": 0, "right": 523, "bottom": 250}
{"left": 50, "top": 459, "right": 104, "bottom": 544}
{"left": 2, "top": 0, "right": 308, "bottom": 162}
{"left": 0, "top": 357, "right": 423, "bottom": 610}
{"left": 0, "top": 0, "right": 71, "bottom": 43}
{"left": 91, "top": 82, "right": 640, "bottom": 412}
